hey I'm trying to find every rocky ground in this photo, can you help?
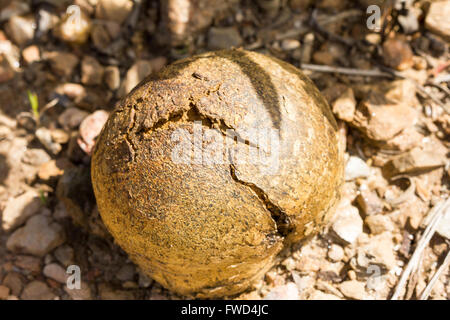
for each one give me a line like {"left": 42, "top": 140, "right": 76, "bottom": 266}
{"left": 0, "top": 0, "right": 449, "bottom": 300}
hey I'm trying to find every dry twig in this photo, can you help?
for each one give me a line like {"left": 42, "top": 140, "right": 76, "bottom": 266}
{"left": 391, "top": 198, "right": 450, "bottom": 300}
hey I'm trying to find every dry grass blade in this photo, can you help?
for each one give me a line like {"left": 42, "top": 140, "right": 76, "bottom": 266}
{"left": 300, "top": 64, "right": 393, "bottom": 78}
{"left": 391, "top": 198, "right": 450, "bottom": 300}
{"left": 419, "top": 249, "right": 450, "bottom": 300}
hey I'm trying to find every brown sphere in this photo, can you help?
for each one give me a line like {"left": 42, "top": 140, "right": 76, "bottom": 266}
{"left": 91, "top": 49, "right": 344, "bottom": 298}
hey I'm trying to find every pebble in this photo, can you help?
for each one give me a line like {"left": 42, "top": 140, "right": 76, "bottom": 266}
{"left": 436, "top": 206, "right": 450, "bottom": 240}
{"left": 1, "top": 272, "right": 24, "bottom": 296}
{"left": 58, "top": 107, "right": 89, "bottom": 130}
{"left": 116, "top": 264, "right": 135, "bottom": 282}
{"left": 425, "top": 1, "right": 450, "bottom": 39}
{"left": 0, "top": 285, "right": 10, "bottom": 300}
{"left": 56, "top": 10, "right": 91, "bottom": 44}
{"left": 365, "top": 215, "right": 395, "bottom": 235}
{"left": 21, "top": 281, "right": 55, "bottom": 300}
{"left": 2, "top": 190, "right": 42, "bottom": 231}
{"left": 327, "top": 244, "right": 344, "bottom": 262}
{"left": 309, "top": 290, "right": 341, "bottom": 300}
{"left": 77, "top": 110, "right": 109, "bottom": 154}
{"left": 95, "top": 0, "right": 134, "bottom": 25}
{"left": 0, "top": 1, "right": 30, "bottom": 22}
{"left": 118, "top": 60, "right": 152, "bottom": 97}
{"left": 38, "top": 158, "right": 72, "bottom": 181}
{"left": 345, "top": 156, "right": 370, "bottom": 181}
{"left": 352, "top": 92, "right": 417, "bottom": 141}
{"left": 53, "top": 245, "right": 75, "bottom": 267}
{"left": 281, "top": 39, "right": 300, "bottom": 50}
{"left": 359, "top": 232, "right": 397, "bottom": 270}
{"left": 22, "top": 148, "right": 51, "bottom": 166}
{"left": 356, "top": 187, "right": 383, "bottom": 216}
{"left": 6, "top": 214, "right": 66, "bottom": 257}
{"left": 51, "top": 128, "right": 70, "bottom": 144}
{"left": 5, "top": 15, "right": 35, "bottom": 46}
{"left": 43, "top": 263, "right": 68, "bottom": 284}
{"left": 386, "top": 147, "right": 446, "bottom": 176}
{"left": 81, "top": 56, "right": 104, "bottom": 85}
{"left": 35, "top": 127, "right": 62, "bottom": 155}
{"left": 207, "top": 27, "right": 243, "bottom": 50}
{"left": 64, "top": 281, "right": 92, "bottom": 300}
{"left": 338, "top": 280, "right": 366, "bottom": 300}
{"left": 44, "top": 51, "right": 79, "bottom": 78}
{"left": 382, "top": 37, "right": 414, "bottom": 71}
{"left": 98, "top": 283, "right": 135, "bottom": 300}
{"left": 13, "top": 255, "right": 41, "bottom": 274}
{"left": 22, "top": 45, "right": 40, "bottom": 64}
{"left": 331, "top": 201, "right": 363, "bottom": 244}
{"left": 0, "top": 55, "right": 15, "bottom": 83}
{"left": 104, "top": 65, "right": 120, "bottom": 90}
{"left": 264, "top": 283, "right": 299, "bottom": 300}
{"left": 332, "top": 88, "right": 356, "bottom": 122}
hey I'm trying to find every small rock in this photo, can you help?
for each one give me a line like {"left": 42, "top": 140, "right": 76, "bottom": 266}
{"left": 53, "top": 245, "right": 74, "bottom": 267}
{"left": 339, "top": 280, "right": 366, "bottom": 300}
{"left": 382, "top": 37, "right": 414, "bottom": 70}
{"left": 58, "top": 107, "right": 89, "bottom": 130}
{"left": 117, "top": 60, "right": 152, "bottom": 97}
{"left": 383, "top": 127, "right": 423, "bottom": 152}
{"left": 309, "top": 290, "right": 341, "bottom": 300}
{"left": 22, "top": 148, "right": 51, "bottom": 166}
{"left": 356, "top": 187, "right": 383, "bottom": 216}
{"left": 289, "top": 0, "right": 313, "bottom": 10}
{"left": 6, "top": 214, "right": 66, "bottom": 257}
{"left": 98, "top": 283, "right": 135, "bottom": 300}
{"left": 116, "top": 264, "right": 135, "bottom": 282}
{"left": 77, "top": 110, "right": 109, "bottom": 154}
{"left": 81, "top": 56, "right": 104, "bottom": 86}
{"left": 0, "top": 285, "right": 10, "bottom": 300}
{"left": 1, "top": 272, "right": 24, "bottom": 296}
{"left": 0, "top": 1, "right": 30, "bottom": 22}
{"left": 44, "top": 51, "right": 79, "bottom": 78}
{"left": 327, "top": 244, "right": 344, "bottom": 262}
{"left": 13, "top": 255, "right": 41, "bottom": 274}
{"left": 359, "top": 232, "right": 397, "bottom": 271}
{"left": 35, "top": 127, "right": 62, "bottom": 155}
{"left": 96, "top": 0, "right": 133, "bottom": 24}
{"left": 332, "top": 87, "right": 356, "bottom": 122}
{"left": 365, "top": 215, "right": 395, "bottom": 235}
{"left": 385, "top": 146, "right": 446, "bottom": 176}
{"left": 345, "top": 156, "right": 370, "bottom": 181}
{"left": 21, "top": 281, "right": 55, "bottom": 300}
{"left": 331, "top": 201, "right": 363, "bottom": 244}
{"left": 207, "top": 27, "right": 243, "bottom": 50}
{"left": 281, "top": 39, "right": 300, "bottom": 51}
{"left": 90, "top": 24, "right": 111, "bottom": 52}
{"left": 0, "top": 55, "right": 15, "bottom": 83}
{"left": 313, "top": 51, "right": 334, "bottom": 65}
{"left": 55, "top": 10, "right": 91, "bottom": 44}
{"left": 43, "top": 263, "right": 68, "bottom": 284}
{"left": 425, "top": 1, "right": 450, "bottom": 39}
{"left": 2, "top": 190, "right": 42, "bottom": 231}
{"left": 22, "top": 45, "right": 40, "bottom": 64}
{"left": 264, "top": 283, "right": 299, "bottom": 300}
{"left": 51, "top": 128, "right": 70, "bottom": 144}
{"left": 38, "top": 158, "right": 73, "bottom": 181}
{"left": 64, "top": 281, "right": 92, "bottom": 300}
{"left": 353, "top": 92, "right": 417, "bottom": 141}
{"left": 436, "top": 205, "right": 450, "bottom": 240}
{"left": 5, "top": 15, "right": 35, "bottom": 46}
{"left": 104, "top": 65, "right": 120, "bottom": 90}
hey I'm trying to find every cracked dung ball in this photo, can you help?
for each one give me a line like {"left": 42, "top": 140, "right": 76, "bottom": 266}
{"left": 91, "top": 49, "right": 344, "bottom": 298}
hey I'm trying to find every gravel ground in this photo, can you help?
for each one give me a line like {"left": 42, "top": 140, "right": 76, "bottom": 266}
{"left": 0, "top": 0, "right": 449, "bottom": 300}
